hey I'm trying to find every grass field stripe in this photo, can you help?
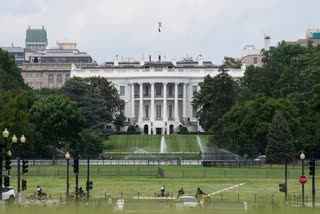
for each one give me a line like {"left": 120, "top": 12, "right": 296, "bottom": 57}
{"left": 206, "top": 182, "right": 246, "bottom": 197}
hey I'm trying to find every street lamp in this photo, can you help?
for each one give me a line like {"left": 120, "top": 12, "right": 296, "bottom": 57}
{"left": 1, "top": 128, "right": 10, "bottom": 200}
{"left": 300, "top": 151, "right": 305, "bottom": 207}
{"left": 65, "top": 151, "right": 70, "bottom": 201}
{"left": 12, "top": 134, "right": 26, "bottom": 204}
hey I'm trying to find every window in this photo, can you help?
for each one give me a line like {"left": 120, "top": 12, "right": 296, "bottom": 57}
{"left": 178, "top": 84, "right": 183, "bottom": 97}
{"left": 27, "top": 82, "right": 33, "bottom": 87}
{"left": 168, "top": 105, "right": 173, "bottom": 118}
{"left": 168, "top": 85, "right": 173, "bottom": 96}
{"left": 66, "top": 74, "right": 70, "bottom": 81}
{"left": 120, "top": 86, "right": 125, "bottom": 96}
{"left": 144, "top": 85, "right": 149, "bottom": 96}
{"left": 134, "top": 85, "right": 140, "bottom": 97}
{"left": 155, "top": 84, "right": 162, "bottom": 96}
{"left": 48, "top": 74, "right": 54, "bottom": 82}
{"left": 178, "top": 101, "right": 183, "bottom": 118}
{"left": 192, "top": 85, "right": 198, "bottom": 93}
{"left": 135, "top": 101, "right": 139, "bottom": 118}
{"left": 192, "top": 106, "right": 197, "bottom": 118}
{"left": 26, "top": 74, "right": 32, "bottom": 78}
{"left": 156, "top": 104, "right": 162, "bottom": 119}
{"left": 57, "top": 74, "right": 63, "bottom": 82}
{"left": 145, "top": 105, "right": 149, "bottom": 118}
{"left": 192, "top": 85, "right": 198, "bottom": 96}
{"left": 120, "top": 102, "right": 125, "bottom": 114}
{"left": 253, "top": 57, "right": 258, "bottom": 64}
{"left": 36, "top": 73, "right": 43, "bottom": 78}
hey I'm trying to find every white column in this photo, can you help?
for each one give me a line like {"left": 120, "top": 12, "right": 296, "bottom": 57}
{"left": 139, "top": 83, "right": 143, "bottom": 122}
{"left": 174, "top": 83, "right": 179, "bottom": 122}
{"left": 183, "top": 83, "right": 187, "bottom": 118}
{"left": 131, "top": 83, "right": 135, "bottom": 118}
{"left": 163, "top": 82, "right": 167, "bottom": 121}
{"left": 163, "top": 82, "right": 168, "bottom": 135}
{"left": 151, "top": 82, "right": 155, "bottom": 123}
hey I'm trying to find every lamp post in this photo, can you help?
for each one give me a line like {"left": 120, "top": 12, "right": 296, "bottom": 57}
{"left": 12, "top": 134, "right": 26, "bottom": 204}
{"left": 65, "top": 152, "right": 70, "bottom": 202}
{"left": 1, "top": 128, "right": 10, "bottom": 200}
{"left": 300, "top": 152, "right": 305, "bottom": 207}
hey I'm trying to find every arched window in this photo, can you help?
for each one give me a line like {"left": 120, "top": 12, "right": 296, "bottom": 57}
{"left": 48, "top": 74, "right": 54, "bottom": 82}
{"left": 57, "top": 74, "right": 63, "bottom": 82}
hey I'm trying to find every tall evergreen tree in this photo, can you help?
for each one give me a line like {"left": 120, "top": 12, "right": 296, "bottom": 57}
{"left": 266, "top": 111, "right": 294, "bottom": 163}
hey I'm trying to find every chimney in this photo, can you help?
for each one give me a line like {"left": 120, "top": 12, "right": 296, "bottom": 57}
{"left": 264, "top": 35, "right": 271, "bottom": 51}
{"left": 197, "top": 54, "right": 203, "bottom": 66}
{"left": 140, "top": 56, "right": 145, "bottom": 66}
{"left": 149, "top": 55, "right": 152, "bottom": 62}
{"left": 159, "top": 55, "right": 161, "bottom": 62}
{"left": 114, "top": 55, "right": 119, "bottom": 66}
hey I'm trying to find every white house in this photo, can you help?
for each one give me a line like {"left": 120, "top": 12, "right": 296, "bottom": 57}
{"left": 71, "top": 55, "right": 246, "bottom": 135}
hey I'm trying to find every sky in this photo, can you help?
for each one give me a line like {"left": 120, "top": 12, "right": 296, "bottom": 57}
{"left": 1, "top": 0, "right": 320, "bottom": 64}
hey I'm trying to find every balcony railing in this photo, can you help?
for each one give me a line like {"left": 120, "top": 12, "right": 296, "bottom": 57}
{"left": 142, "top": 117, "right": 150, "bottom": 121}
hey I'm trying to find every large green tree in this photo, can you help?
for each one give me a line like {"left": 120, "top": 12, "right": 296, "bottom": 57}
{"left": 193, "top": 67, "right": 238, "bottom": 147}
{"left": 265, "top": 112, "right": 294, "bottom": 163}
{"left": 61, "top": 77, "right": 117, "bottom": 136}
{"left": 29, "top": 95, "right": 86, "bottom": 162}
{"left": 222, "top": 95, "right": 299, "bottom": 157}
{"left": 193, "top": 68, "right": 238, "bottom": 132}
{"left": 0, "top": 48, "right": 28, "bottom": 91}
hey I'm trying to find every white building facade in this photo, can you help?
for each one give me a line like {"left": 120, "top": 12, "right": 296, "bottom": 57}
{"left": 71, "top": 56, "right": 246, "bottom": 135}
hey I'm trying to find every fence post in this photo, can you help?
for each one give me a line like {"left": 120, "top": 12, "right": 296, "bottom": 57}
{"left": 138, "top": 192, "right": 140, "bottom": 200}
{"left": 220, "top": 193, "right": 223, "bottom": 200}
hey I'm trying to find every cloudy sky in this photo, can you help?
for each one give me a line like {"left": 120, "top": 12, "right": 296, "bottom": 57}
{"left": 0, "top": 0, "right": 320, "bottom": 64}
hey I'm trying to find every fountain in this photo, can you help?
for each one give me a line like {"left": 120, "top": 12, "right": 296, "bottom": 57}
{"left": 196, "top": 135, "right": 243, "bottom": 160}
{"left": 160, "top": 136, "right": 167, "bottom": 153}
{"left": 124, "top": 148, "right": 155, "bottom": 160}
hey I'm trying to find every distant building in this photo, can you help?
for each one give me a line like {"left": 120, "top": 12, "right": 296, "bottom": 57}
{"left": 22, "top": 42, "right": 96, "bottom": 89}
{"left": 241, "top": 35, "right": 271, "bottom": 67}
{"left": 25, "top": 26, "right": 48, "bottom": 51}
{"left": 0, "top": 44, "right": 25, "bottom": 68}
{"left": 287, "top": 28, "right": 320, "bottom": 46}
{"left": 71, "top": 55, "right": 246, "bottom": 134}
{"left": 25, "top": 26, "right": 48, "bottom": 61}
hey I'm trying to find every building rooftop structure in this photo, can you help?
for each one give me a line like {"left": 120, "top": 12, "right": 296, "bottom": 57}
{"left": 25, "top": 26, "right": 48, "bottom": 51}
{"left": 287, "top": 28, "right": 320, "bottom": 46}
{"left": 240, "top": 35, "right": 271, "bottom": 67}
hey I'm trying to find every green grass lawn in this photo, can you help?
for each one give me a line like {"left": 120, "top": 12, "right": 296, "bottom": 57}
{"left": 108, "top": 135, "right": 210, "bottom": 153}
{"left": 7, "top": 164, "right": 319, "bottom": 208}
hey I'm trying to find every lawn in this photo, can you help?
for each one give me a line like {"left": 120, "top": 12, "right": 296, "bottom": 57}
{"left": 108, "top": 135, "right": 211, "bottom": 153}
{"left": 7, "top": 164, "right": 319, "bottom": 208}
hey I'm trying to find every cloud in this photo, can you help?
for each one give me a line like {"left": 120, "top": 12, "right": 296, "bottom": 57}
{"left": 1, "top": 0, "right": 320, "bottom": 64}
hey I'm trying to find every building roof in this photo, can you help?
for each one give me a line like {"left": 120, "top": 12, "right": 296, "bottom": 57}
{"left": 30, "top": 49, "right": 91, "bottom": 58}
{"left": 0, "top": 46, "right": 24, "bottom": 52}
{"left": 26, "top": 26, "right": 47, "bottom": 43}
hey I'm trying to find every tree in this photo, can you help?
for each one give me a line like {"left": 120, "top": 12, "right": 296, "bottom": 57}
{"left": 222, "top": 95, "right": 299, "bottom": 157}
{"left": 76, "top": 129, "right": 105, "bottom": 159}
{"left": 87, "top": 77, "right": 122, "bottom": 113}
{"left": 29, "top": 95, "right": 85, "bottom": 163}
{"left": 62, "top": 78, "right": 116, "bottom": 136}
{"left": 265, "top": 112, "right": 294, "bottom": 163}
{"left": 223, "top": 57, "right": 242, "bottom": 69}
{"left": 192, "top": 67, "right": 238, "bottom": 147}
{"left": 0, "top": 48, "right": 28, "bottom": 91}
{"left": 113, "top": 112, "right": 126, "bottom": 132}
